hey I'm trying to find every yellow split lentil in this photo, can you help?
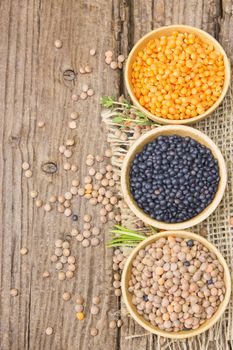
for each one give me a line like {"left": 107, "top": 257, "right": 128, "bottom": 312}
{"left": 76, "top": 312, "right": 85, "bottom": 320}
{"left": 131, "top": 31, "right": 225, "bottom": 120}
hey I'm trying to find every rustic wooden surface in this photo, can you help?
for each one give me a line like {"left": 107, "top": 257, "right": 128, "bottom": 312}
{"left": 0, "top": 1, "right": 232, "bottom": 350}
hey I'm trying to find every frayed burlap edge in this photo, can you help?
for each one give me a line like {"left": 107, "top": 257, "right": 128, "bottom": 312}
{"left": 101, "top": 85, "right": 233, "bottom": 349}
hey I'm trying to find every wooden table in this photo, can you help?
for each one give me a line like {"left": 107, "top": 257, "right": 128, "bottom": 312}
{"left": 1, "top": 1, "right": 232, "bottom": 349}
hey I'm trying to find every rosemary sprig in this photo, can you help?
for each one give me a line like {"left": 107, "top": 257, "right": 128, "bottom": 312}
{"left": 100, "top": 96, "right": 154, "bottom": 126}
{"left": 107, "top": 224, "right": 147, "bottom": 248}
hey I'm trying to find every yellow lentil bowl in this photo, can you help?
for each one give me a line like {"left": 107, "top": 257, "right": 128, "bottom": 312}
{"left": 126, "top": 25, "right": 230, "bottom": 124}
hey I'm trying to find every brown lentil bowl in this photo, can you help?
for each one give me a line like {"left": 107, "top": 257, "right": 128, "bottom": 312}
{"left": 125, "top": 25, "right": 230, "bottom": 125}
{"left": 122, "top": 231, "right": 231, "bottom": 339}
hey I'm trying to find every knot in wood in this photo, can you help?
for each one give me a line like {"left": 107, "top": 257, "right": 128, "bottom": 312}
{"left": 41, "top": 162, "right": 58, "bottom": 174}
{"left": 63, "top": 69, "right": 76, "bottom": 81}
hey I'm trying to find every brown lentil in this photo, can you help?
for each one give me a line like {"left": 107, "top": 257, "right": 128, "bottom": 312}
{"left": 70, "top": 112, "right": 79, "bottom": 120}
{"left": 66, "top": 271, "right": 74, "bottom": 279}
{"left": 58, "top": 272, "right": 66, "bottom": 281}
{"left": 22, "top": 162, "right": 30, "bottom": 170}
{"left": 63, "top": 292, "right": 71, "bottom": 301}
{"left": 128, "top": 236, "right": 225, "bottom": 332}
{"left": 92, "top": 296, "right": 100, "bottom": 305}
{"left": 10, "top": 288, "right": 18, "bottom": 297}
{"left": 35, "top": 199, "right": 43, "bottom": 208}
{"left": 45, "top": 327, "right": 53, "bottom": 335}
{"left": 42, "top": 271, "right": 50, "bottom": 278}
{"left": 82, "top": 239, "right": 90, "bottom": 248}
{"left": 30, "top": 190, "right": 38, "bottom": 198}
{"left": 19, "top": 247, "right": 28, "bottom": 256}
{"left": 91, "top": 237, "right": 100, "bottom": 247}
{"left": 90, "top": 305, "right": 100, "bottom": 315}
{"left": 90, "top": 327, "right": 98, "bottom": 336}
{"left": 109, "top": 320, "right": 117, "bottom": 329}
{"left": 63, "top": 162, "right": 71, "bottom": 171}
{"left": 25, "top": 170, "right": 32, "bottom": 178}
{"left": 54, "top": 39, "right": 62, "bottom": 48}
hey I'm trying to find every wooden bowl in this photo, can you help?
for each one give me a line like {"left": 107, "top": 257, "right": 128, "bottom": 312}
{"left": 121, "top": 125, "right": 227, "bottom": 230}
{"left": 125, "top": 25, "right": 230, "bottom": 125}
{"left": 122, "top": 230, "right": 231, "bottom": 339}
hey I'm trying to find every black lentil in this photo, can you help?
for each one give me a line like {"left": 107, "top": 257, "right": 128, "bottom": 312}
{"left": 130, "top": 135, "right": 219, "bottom": 223}
{"left": 72, "top": 214, "right": 78, "bottom": 221}
{"left": 207, "top": 278, "right": 214, "bottom": 285}
{"left": 187, "top": 240, "right": 194, "bottom": 247}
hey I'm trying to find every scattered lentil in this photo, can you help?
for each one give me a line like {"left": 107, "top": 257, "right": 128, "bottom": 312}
{"left": 110, "top": 61, "right": 118, "bottom": 70}
{"left": 76, "top": 312, "right": 85, "bottom": 320}
{"left": 91, "top": 305, "right": 100, "bottom": 315}
{"left": 20, "top": 247, "right": 28, "bottom": 255}
{"left": 30, "top": 190, "right": 38, "bottom": 198}
{"left": 63, "top": 162, "right": 71, "bottom": 170}
{"left": 90, "top": 327, "right": 98, "bottom": 336}
{"left": 117, "top": 54, "right": 125, "bottom": 63}
{"left": 92, "top": 296, "right": 100, "bottom": 305}
{"left": 71, "top": 164, "right": 78, "bottom": 172}
{"left": 25, "top": 170, "right": 32, "bottom": 178}
{"left": 49, "top": 195, "right": 57, "bottom": 203}
{"left": 90, "top": 48, "right": 96, "bottom": 56}
{"left": 71, "top": 94, "right": 79, "bottom": 102}
{"left": 87, "top": 89, "right": 94, "bottom": 96}
{"left": 64, "top": 208, "right": 72, "bottom": 217}
{"left": 80, "top": 92, "right": 87, "bottom": 100}
{"left": 69, "top": 121, "right": 77, "bottom": 129}
{"left": 85, "top": 65, "right": 92, "bottom": 73}
{"left": 109, "top": 320, "right": 117, "bottom": 329}
{"left": 42, "top": 271, "right": 50, "bottom": 278}
{"left": 63, "top": 292, "right": 71, "bottom": 301}
{"left": 54, "top": 39, "right": 62, "bottom": 48}
{"left": 91, "top": 237, "right": 100, "bottom": 247}
{"left": 22, "top": 162, "right": 30, "bottom": 170}
{"left": 64, "top": 149, "right": 72, "bottom": 158}
{"left": 66, "top": 271, "right": 74, "bottom": 279}
{"left": 76, "top": 295, "right": 84, "bottom": 305}
{"left": 68, "top": 256, "right": 76, "bottom": 264}
{"left": 58, "top": 195, "right": 65, "bottom": 203}
{"left": 45, "top": 327, "right": 53, "bottom": 335}
{"left": 10, "top": 288, "right": 18, "bottom": 297}
{"left": 38, "top": 121, "right": 45, "bottom": 128}
{"left": 58, "top": 272, "right": 66, "bottom": 281}
{"left": 84, "top": 214, "right": 92, "bottom": 222}
{"left": 70, "top": 112, "right": 79, "bottom": 120}
{"left": 44, "top": 203, "right": 52, "bottom": 212}
{"left": 82, "top": 239, "right": 90, "bottom": 248}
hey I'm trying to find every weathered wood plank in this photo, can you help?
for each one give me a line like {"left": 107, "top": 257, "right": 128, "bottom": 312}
{"left": 219, "top": 0, "right": 233, "bottom": 60}
{"left": 0, "top": 0, "right": 124, "bottom": 349}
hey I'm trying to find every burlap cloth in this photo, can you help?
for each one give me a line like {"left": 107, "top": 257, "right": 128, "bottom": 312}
{"left": 102, "top": 84, "right": 233, "bottom": 349}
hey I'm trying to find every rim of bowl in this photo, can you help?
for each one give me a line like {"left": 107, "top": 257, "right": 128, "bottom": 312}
{"left": 121, "top": 125, "right": 227, "bottom": 230}
{"left": 125, "top": 25, "right": 231, "bottom": 125}
{"left": 121, "top": 230, "right": 231, "bottom": 339}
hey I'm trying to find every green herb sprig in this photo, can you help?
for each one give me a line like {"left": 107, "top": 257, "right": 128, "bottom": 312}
{"left": 107, "top": 225, "right": 146, "bottom": 248}
{"left": 100, "top": 96, "right": 154, "bottom": 126}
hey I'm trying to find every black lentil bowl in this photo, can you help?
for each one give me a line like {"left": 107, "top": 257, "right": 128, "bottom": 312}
{"left": 121, "top": 126, "right": 227, "bottom": 230}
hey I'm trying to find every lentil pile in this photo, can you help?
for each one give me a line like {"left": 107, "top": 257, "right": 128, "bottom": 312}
{"left": 131, "top": 31, "right": 225, "bottom": 120}
{"left": 128, "top": 236, "right": 225, "bottom": 332}
{"left": 130, "top": 135, "right": 219, "bottom": 223}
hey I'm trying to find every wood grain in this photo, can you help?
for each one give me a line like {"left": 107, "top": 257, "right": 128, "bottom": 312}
{"left": 0, "top": 0, "right": 124, "bottom": 349}
{"left": 1, "top": 0, "right": 233, "bottom": 349}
